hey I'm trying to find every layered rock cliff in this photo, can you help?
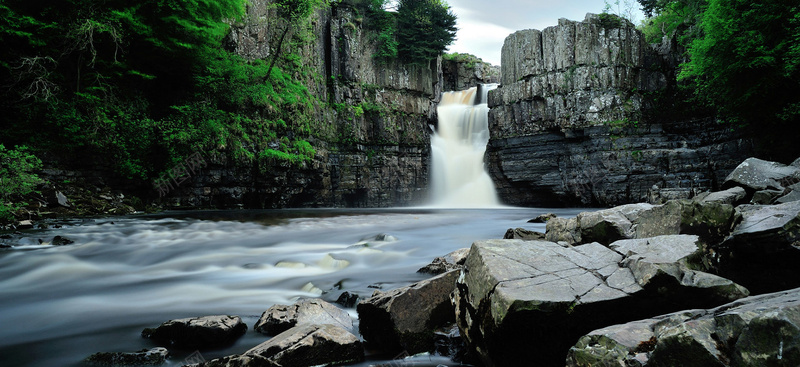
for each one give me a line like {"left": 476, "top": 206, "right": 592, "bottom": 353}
{"left": 167, "top": 2, "right": 442, "bottom": 208}
{"left": 487, "top": 14, "right": 753, "bottom": 206}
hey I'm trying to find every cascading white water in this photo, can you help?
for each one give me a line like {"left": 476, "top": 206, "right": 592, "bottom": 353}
{"left": 429, "top": 84, "right": 500, "bottom": 207}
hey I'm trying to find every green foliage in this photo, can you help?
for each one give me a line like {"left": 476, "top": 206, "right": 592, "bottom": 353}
{"left": 442, "top": 52, "right": 484, "bottom": 68}
{"left": 637, "top": 0, "right": 707, "bottom": 44}
{"left": 395, "top": 0, "right": 457, "bottom": 64}
{"left": 0, "top": 0, "right": 323, "bottom": 185}
{"left": 679, "top": 0, "right": 800, "bottom": 125}
{"left": 0, "top": 145, "right": 43, "bottom": 221}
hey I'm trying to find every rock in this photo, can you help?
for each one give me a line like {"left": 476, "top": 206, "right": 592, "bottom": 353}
{"left": 528, "top": 213, "right": 557, "bottom": 223}
{"left": 253, "top": 299, "right": 352, "bottom": 336}
{"left": 454, "top": 238, "right": 747, "bottom": 367}
{"left": 723, "top": 157, "right": 800, "bottom": 193}
{"left": 634, "top": 199, "right": 736, "bottom": 242}
{"left": 545, "top": 217, "right": 582, "bottom": 244}
{"left": 86, "top": 347, "right": 169, "bottom": 366}
{"left": 56, "top": 191, "right": 70, "bottom": 207}
{"left": 417, "top": 248, "right": 469, "bottom": 275}
{"left": 751, "top": 188, "right": 784, "bottom": 204}
{"left": 335, "top": 291, "right": 359, "bottom": 308}
{"left": 358, "top": 269, "right": 459, "bottom": 354}
{"left": 246, "top": 324, "right": 363, "bottom": 366}
{"left": 503, "top": 227, "right": 546, "bottom": 240}
{"left": 700, "top": 186, "right": 747, "bottom": 205}
{"left": 715, "top": 200, "right": 800, "bottom": 293}
{"left": 432, "top": 324, "right": 468, "bottom": 362}
{"left": 142, "top": 315, "right": 246, "bottom": 349}
{"left": 777, "top": 188, "right": 800, "bottom": 203}
{"left": 16, "top": 220, "right": 33, "bottom": 229}
{"left": 567, "top": 287, "right": 800, "bottom": 367}
{"left": 576, "top": 203, "right": 654, "bottom": 244}
{"left": 51, "top": 235, "right": 74, "bottom": 246}
{"left": 186, "top": 354, "right": 277, "bottom": 367}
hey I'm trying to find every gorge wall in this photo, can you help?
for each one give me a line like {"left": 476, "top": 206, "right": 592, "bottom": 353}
{"left": 487, "top": 14, "right": 753, "bottom": 206}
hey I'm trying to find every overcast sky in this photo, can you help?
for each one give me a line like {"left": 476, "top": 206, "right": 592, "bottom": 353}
{"left": 445, "top": 0, "right": 645, "bottom": 65}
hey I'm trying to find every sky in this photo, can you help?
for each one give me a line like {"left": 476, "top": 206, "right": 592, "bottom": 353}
{"left": 445, "top": 0, "right": 645, "bottom": 65}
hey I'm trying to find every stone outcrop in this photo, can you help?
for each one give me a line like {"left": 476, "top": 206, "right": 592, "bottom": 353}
{"left": 454, "top": 238, "right": 747, "bottom": 367}
{"left": 567, "top": 287, "right": 800, "bottom": 367}
{"left": 86, "top": 347, "right": 169, "bottom": 366}
{"left": 253, "top": 299, "right": 352, "bottom": 336}
{"left": 358, "top": 270, "right": 459, "bottom": 354}
{"left": 487, "top": 13, "right": 753, "bottom": 206}
{"left": 141, "top": 315, "right": 247, "bottom": 349}
{"left": 417, "top": 248, "right": 469, "bottom": 275}
{"left": 722, "top": 157, "right": 800, "bottom": 204}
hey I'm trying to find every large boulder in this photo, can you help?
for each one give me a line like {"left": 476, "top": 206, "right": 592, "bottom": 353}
{"left": 358, "top": 269, "right": 459, "bottom": 354}
{"left": 246, "top": 324, "right": 363, "bottom": 366}
{"left": 454, "top": 237, "right": 748, "bottom": 367}
{"left": 142, "top": 315, "right": 246, "bottom": 349}
{"left": 86, "top": 347, "right": 169, "bottom": 366}
{"left": 699, "top": 186, "right": 747, "bottom": 205}
{"left": 723, "top": 157, "right": 800, "bottom": 194}
{"left": 567, "top": 287, "right": 800, "bottom": 367}
{"left": 715, "top": 200, "right": 800, "bottom": 293}
{"left": 253, "top": 299, "right": 352, "bottom": 336}
{"left": 503, "top": 227, "right": 546, "bottom": 240}
{"left": 576, "top": 203, "right": 655, "bottom": 244}
{"left": 186, "top": 354, "right": 277, "bottom": 367}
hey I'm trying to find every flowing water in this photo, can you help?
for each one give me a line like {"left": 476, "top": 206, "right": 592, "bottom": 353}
{"left": 0, "top": 208, "right": 587, "bottom": 366}
{"left": 430, "top": 85, "right": 499, "bottom": 208}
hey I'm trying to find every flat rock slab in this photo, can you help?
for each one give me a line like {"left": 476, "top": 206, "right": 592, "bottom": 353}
{"left": 142, "top": 315, "right": 246, "bottom": 349}
{"left": 86, "top": 347, "right": 168, "bottom": 366}
{"left": 358, "top": 269, "right": 459, "bottom": 354}
{"left": 246, "top": 324, "right": 363, "bottom": 366}
{"left": 455, "top": 237, "right": 747, "bottom": 367}
{"left": 254, "top": 299, "right": 352, "bottom": 336}
{"left": 568, "top": 287, "right": 800, "bottom": 367}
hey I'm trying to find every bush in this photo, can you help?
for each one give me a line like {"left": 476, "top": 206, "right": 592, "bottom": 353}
{"left": 0, "top": 145, "right": 43, "bottom": 221}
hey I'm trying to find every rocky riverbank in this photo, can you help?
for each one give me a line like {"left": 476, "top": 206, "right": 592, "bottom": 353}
{"left": 72, "top": 154, "right": 800, "bottom": 367}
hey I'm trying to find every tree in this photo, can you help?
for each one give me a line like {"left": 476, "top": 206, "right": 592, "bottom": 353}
{"left": 679, "top": 0, "right": 800, "bottom": 125}
{"left": 395, "top": 0, "right": 457, "bottom": 64}
{"left": 267, "top": 0, "right": 323, "bottom": 77}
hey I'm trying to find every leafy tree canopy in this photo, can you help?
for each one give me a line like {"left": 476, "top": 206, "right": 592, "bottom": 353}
{"left": 679, "top": 0, "right": 800, "bottom": 125}
{"left": 396, "top": 0, "right": 457, "bottom": 64}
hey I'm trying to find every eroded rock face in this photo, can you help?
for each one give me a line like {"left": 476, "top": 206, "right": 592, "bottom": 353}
{"left": 358, "top": 270, "right": 459, "bottom": 354}
{"left": 454, "top": 238, "right": 747, "bottom": 367}
{"left": 142, "top": 315, "right": 246, "bottom": 349}
{"left": 567, "top": 287, "right": 800, "bottom": 367}
{"left": 253, "top": 299, "right": 353, "bottom": 336}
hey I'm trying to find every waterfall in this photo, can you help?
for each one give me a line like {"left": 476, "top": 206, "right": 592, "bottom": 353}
{"left": 429, "top": 84, "right": 500, "bottom": 208}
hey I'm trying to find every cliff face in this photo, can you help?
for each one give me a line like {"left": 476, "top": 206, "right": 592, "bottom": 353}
{"left": 165, "top": 2, "right": 442, "bottom": 208}
{"left": 487, "top": 14, "right": 753, "bottom": 206}
{"left": 441, "top": 55, "right": 499, "bottom": 91}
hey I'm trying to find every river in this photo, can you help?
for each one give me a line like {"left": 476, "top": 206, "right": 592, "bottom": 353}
{"left": 0, "top": 208, "right": 587, "bottom": 366}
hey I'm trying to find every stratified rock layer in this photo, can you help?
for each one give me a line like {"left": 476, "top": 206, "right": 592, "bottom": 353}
{"left": 487, "top": 13, "right": 752, "bottom": 206}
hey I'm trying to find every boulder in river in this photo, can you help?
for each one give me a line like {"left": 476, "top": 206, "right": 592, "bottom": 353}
{"left": 185, "top": 354, "right": 277, "bottom": 367}
{"left": 358, "top": 269, "right": 459, "bottom": 354}
{"left": 567, "top": 287, "right": 800, "bottom": 367}
{"left": 253, "top": 299, "right": 352, "bottom": 336}
{"left": 142, "top": 315, "right": 246, "bottom": 349}
{"left": 454, "top": 237, "right": 748, "bottom": 367}
{"left": 246, "top": 324, "right": 364, "bottom": 366}
{"left": 86, "top": 347, "right": 169, "bottom": 366}
{"left": 528, "top": 213, "right": 557, "bottom": 223}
